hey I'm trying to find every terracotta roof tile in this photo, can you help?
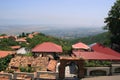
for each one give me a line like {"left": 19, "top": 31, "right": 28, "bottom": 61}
{"left": 0, "top": 36, "right": 9, "bottom": 39}
{"left": 91, "top": 43, "right": 120, "bottom": 57}
{"left": 16, "top": 38, "right": 26, "bottom": 42}
{"left": 32, "top": 32, "right": 39, "bottom": 35}
{"left": 28, "top": 34, "right": 34, "bottom": 38}
{"left": 73, "top": 51, "right": 120, "bottom": 60}
{"left": 0, "top": 51, "right": 15, "bottom": 58}
{"left": 32, "top": 42, "right": 63, "bottom": 53}
{"left": 10, "top": 46, "right": 21, "bottom": 49}
{"left": 72, "top": 42, "right": 90, "bottom": 49}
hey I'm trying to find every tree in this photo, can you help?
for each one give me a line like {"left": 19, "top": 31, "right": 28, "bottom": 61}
{"left": 0, "top": 34, "right": 7, "bottom": 36}
{"left": 27, "top": 33, "right": 72, "bottom": 54}
{"left": 104, "top": 0, "right": 120, "bottom": 52}
{"left": 18, "top": 32, "right": 26, "bottom": 38}
{"left": 22, "top": 32, "right": 26, "bottom": 37}
{"left": 0, "top": 55, "right": 13, "bottom": 71}
{"left": 0, "top": 38, "right": 19, "bottom": 50}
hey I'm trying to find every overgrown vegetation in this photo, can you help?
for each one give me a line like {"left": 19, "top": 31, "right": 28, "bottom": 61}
{"left": 104, "top": 0, "right": 120, "bottom": 52}
{"left": 0, "top": 55, "right": 13, "bottom": 71}
{"left": 69, "top": 32, "right": 110, "bottom": 46}
{"left": 20, "top": 66, "right": 35, "bottom": 72}
{"left": 0, "top": 32, "right": 111, "bottom": 54}
{"left": 23, "top": 52, "right": 33, "bottom": 56}
{"left": 18, "top": 32, "right": 29, "bottom": 38}
{"left": 0, "top": 38, "right": 19, "bottom": 50}
{"left": 27, "top": 33, "right": 72, "bottom": 54}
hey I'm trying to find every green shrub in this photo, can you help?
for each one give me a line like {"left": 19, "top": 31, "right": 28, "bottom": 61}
{"left": 20, "top": 66, "right": 34, "bottom": 72}
{"left": 85, "top": 60, "right": 111, "bottom": 67}
{"left": 0, "top": 55, "right": 13, "bottom": 71}
{"left": 7, "top": 69, "right": 14, "bottom": 73}
{"left": 20, "top": 67, "right": 26, "bottom": 72}
{"left": 23, "top": 52, "right": 33, "bottom": 56}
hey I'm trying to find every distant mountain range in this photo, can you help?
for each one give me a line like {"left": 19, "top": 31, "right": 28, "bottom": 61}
{"left": 0, "top": 25, "right": 106, "bottom": 38}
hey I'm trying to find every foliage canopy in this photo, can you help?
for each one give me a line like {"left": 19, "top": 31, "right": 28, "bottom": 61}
{"left": 104, "top": 0, "right": 120, "bottom": 51}
{"left": 0, "top": 55, "right": 13, "bottom": 71}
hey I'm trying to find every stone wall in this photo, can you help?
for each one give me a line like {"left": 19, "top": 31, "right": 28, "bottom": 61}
{"left": 0, "top": 66, "right": 120, "bottom": 80}
{"left": 0, "top": 71, "right": 58, "bottom": 80}
{"left": 85, "top": 67, "right": 110, "bottom": 76}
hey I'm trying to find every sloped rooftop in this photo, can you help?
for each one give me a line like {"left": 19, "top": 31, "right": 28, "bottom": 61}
{"left": 91, "top": 43, "right": 120, "bottom": 57}
{"left": 72, "top": 43, "right": 120, "bottom": 60}
{"left": 73, "top": 51, "right": 120, "bottom": 60}
{"left": 0, "top": 51, "right": 15, "bottom": 58}
{"left": 32, "top": 42, "right": 63, "bottom": 53}
{"left": 72, "top": 42, "right": 90, "bottom": 49}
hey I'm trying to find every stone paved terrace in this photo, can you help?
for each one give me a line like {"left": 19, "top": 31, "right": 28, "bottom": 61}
{"left": 0, "top": 74, "right": 120, "bottom": 80}
{"left": 62, "top": 75, "right": 120, "bottom": 80}
{"left": 81, "top": 75, "right": 120, "bottom": 80}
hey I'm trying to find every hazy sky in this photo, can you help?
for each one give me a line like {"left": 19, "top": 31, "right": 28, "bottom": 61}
{"left": 0, "top": 0, "right": 115, "bottom": 27}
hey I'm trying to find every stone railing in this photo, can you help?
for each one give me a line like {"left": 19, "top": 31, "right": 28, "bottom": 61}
{"left": 0, "top": 73, "right": 12, "bottom": 80}
{"left": 13, "top": 72, "right": 34, "bottom": 80}
{"left": 112, "top": 64, "right": 120, "bottom": 75}
{"left": 85, "top": 67, "right": 110, "bottom": 76}
{"left": 0, "top": 71, "right": 59, "bottom": 80}
{"left": 85, "top": 66, "right": 120, "bottom": 76}
{"left": 0, "top": 66, "right": 120, "bottom": 80}
{"left": 36, "top": 71, "right": 59, "bottom": 79}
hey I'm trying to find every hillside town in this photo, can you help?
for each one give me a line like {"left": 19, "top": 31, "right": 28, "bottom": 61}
{"left": 0, "top": 32, "right": 120, "bottom": 80}
{"left": 1, "top": 0, "right": 120, "bottom": 80}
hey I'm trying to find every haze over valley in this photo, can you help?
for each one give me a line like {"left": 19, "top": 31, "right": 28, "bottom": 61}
{"left": 0, "top": 0, "right": 113, "bottom": 39}
{"left": 0, "top": 25, "right": 105, "bottom": 39}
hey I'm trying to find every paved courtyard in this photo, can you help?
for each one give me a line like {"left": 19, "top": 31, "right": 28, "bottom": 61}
{"left": 82, "top": 75, "right": 120, "bottom": 80}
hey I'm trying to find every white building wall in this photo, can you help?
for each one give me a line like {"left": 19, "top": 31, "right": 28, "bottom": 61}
{"left": 16, "top": 48, "right": 28, "bottom": 54}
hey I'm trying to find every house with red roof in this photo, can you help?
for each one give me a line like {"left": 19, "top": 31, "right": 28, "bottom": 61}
{"left": 15, "top": 38, "right": 27, "bottom": 42}
{"left": 72, "top": 42, "right": 90, "bottom": 52}
{"left": 91, "top": 43, "right": 120, "bottom": 58}
{"left": 71, "top": 42, "right": 120, "bottom": 76}
{"left": 28, "top": 34, "right": 34, "bottom": 38}
{"left": 0, "top": 35, "right": 9, "bottom": 39}
{"left": 72, "top": 42, "right": 120, "bottom": 61}
{"left": 32, "top": 42, "right": 62, "bottom": 59}
{"left": 8, "top": 36, "right": 17, "bottom": 40}
{"left": 32, "top": 32, "right": 39, "bottom": 35}
{"left": 10, "top": 46, "right": 21, "bottom": 50}
{"left": 0, "top": 51, "right": 15, "bottom": 58}
{"left": 73, "top": 51, "right": 120, "bottom": 60}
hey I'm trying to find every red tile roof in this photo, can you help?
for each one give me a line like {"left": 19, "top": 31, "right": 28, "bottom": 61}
{"left": 28, "top": 34, "right": 34, "bottom": 38}
{"left": 10, "top": 46, "right": 21, "bottom": 49}
{"left": 32, "top": 42, "right": 63, "bottom": 53}
{"left": 32, "top": 32, "right": 39, "bottom": 35}
{"left": 0, "top": 36, "right": 9, "bottom": 39}
{"left": 73, "top": 51, "right": 120, "bottom": 60}
{"left": 72, "top": 42, "right": 90, "bottom": 49}
{"left": 16, "top": 38, "right": 26, "bottom": 42}
{"left": 91, "top": 43, "right": 120, "bottom": 57}
{"left": 0, "top": 51, "right": 15, "bottom": 58}
{"left": 8, "top": 36, "right": 17, "bottom": 40}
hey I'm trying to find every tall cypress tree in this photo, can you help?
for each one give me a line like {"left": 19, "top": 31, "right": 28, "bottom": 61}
{"left": 104, "top": 0, "right": 120, "bottom": 52}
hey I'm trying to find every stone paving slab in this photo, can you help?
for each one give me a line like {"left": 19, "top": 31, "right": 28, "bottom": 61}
{"left": 82, "top": 75, "right": 120, "bottom": 80}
